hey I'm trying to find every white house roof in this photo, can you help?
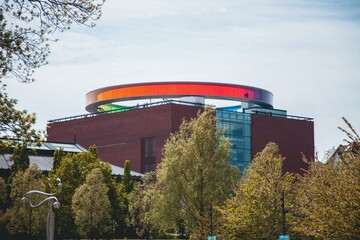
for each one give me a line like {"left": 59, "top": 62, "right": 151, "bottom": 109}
{"left": 0, "top": 141, "right": 143, "bottom": 177}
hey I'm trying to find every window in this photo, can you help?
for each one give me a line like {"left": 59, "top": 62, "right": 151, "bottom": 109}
{"left": 141, "top": 137, "right": 156, "bottom": 158}
{"left": 141, "top": 137, "right": 156, "bottom": 173}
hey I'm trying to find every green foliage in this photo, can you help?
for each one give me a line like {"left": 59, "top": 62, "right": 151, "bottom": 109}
{"left": 112, "top": 159, "right": 135, "bottom": 236}
{"left": 100, "top": 160, "right": 128, "bottom": 237}
{"left": 72, "top": 168, "right": 112, "bottom": 238}
{"left": 219, "top": 142, "right": 295, "bottom": 240}
{"left": 49, "top": 145, "right": 128, "bottom": 238}
{"left": 129, "top": 171, "right": 161, "bottom": 239}
{"left": 0, "top": 177, "right": 6, "bottom": 205}
{"left": 0, "top": 82, "right": 43, "bottom": 237}
{"left": 112, "top": 183, "right": 128, "bottom": 236}
{"left": 52, "top": 147, "right": 65, "bottom": 172}
{"left": 152, "top": 107, "right": 239, "bottom": 239}
{"left": 338, "top": 117, "right": 360, "bottom": 146}
{"left": 88, "top": 144, "right": 98, "bottom": 157}
{"left": 289, "top": 118, "right": 360, "bottom": 239}
{"left": 0, "top": 177, "right": 6, "bottom": 236}
{"left": 0, "top": 0, "right": 105, "bottom": 82}
{"left": 52, "top": 151, "right": 98, "bottom": 200}
{"left": 9, "top": 143, "right": 29, "bottom": 181}
{"left": 4, "top": 164, "right": 47, "bottom": 239}
{"left": 290, "top": 157, "right": 360, "bottom": 239}
{"left": 122, "top": 159, "right": 134, "bottom": 194}
{"left": 0, "top": 84, "right": 43, "bottom": 153}
{"left": 48, "top": 149, "right": 99, "bottom": 238}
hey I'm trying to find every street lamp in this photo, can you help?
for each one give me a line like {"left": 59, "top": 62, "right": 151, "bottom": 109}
{"left": 21, "top": 178, "right": 62, "bottom": 240}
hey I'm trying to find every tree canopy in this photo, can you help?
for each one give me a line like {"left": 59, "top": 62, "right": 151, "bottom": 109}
{"left": 129, "top": 171, "right": 160, "bottom": 239}
{"left": 4, "top": 164, "right": 48, "bottom": 239}
{"left": 9, "top": 143, "right": 29, "bottom": 181}
{"left": 0, "top": 177, "right": 6, "bottom": 232}
{"left": 0, "top": 0, "right": 104, "bottom": 82}
{"left": 48, "top": 145, "right": 128, "bottom": 239}
{"left": 289, "top": 118, "right": 360, "bottom": 239}
{"left": 122, "top": 159, "right": 134, "bottom": 194}
{"left": 0, "top": 84, "right": 43, "bottom": 153}
{"left": 152, "top": 107, "right": 239, "bottom": 239}
{"left": 72, "top": 168, "right": 112, "bottom": 238}
{"left": 219, "top": 142, "right": 295, "bottom": 240}
{"left": 52, "top": 147, "right": 65, "bottom": 172}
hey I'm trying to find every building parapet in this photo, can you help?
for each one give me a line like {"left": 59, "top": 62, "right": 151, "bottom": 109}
{"left": 48, "top": 100, "right": 312, "bottom": 124}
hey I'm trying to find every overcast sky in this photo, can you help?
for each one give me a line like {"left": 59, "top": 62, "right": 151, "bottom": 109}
{"left": 5, "top": 0, "right": 360, "bottom": 160}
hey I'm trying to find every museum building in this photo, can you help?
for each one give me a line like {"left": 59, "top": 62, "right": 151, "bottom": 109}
{"left": 47, "top": 82, "right": 314, "bottom": 174}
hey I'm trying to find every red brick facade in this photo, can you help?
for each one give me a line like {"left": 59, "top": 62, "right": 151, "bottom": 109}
{"left": 251, "top": 114, "right": 314, "bottom": 174}
{"left": 48, "top": 104, "right": 314, "bottom": 174}
{"left": 47, "top": 104, "right": 202, "bottom": 172}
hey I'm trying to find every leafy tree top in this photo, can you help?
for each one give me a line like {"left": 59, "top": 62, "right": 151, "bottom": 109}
{"left": 290, "top": 118, "right": 360, "bottom": 239}
{"left": 0, "top": 83, "right": 43, "bottom": 153}
{"left": 219, "top": 142, "right": 295, "bottom": 240}
{"left": 52, "top": 147, "right": 65, "bottom": 172}
{"left": 0, "top": 0, "right": 105, "bottom": 82}
{"left": 9, "top": 143, "right": 29, "bottom": 181}
{"left": 122, "top": 159, "right": 134, "bottom": 193}
{"left": 4, "top": 164, "right": 48, "bottom": 237}
{"left": 153, "top": 107, "right": 239, "bottom": 238}
{"left": 72, "top": 167, "right": 112, "bottom": 238}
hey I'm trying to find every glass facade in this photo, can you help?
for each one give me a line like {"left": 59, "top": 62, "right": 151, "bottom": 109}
{"left": 216, "top": 110, "right": 252, "bottom": 173}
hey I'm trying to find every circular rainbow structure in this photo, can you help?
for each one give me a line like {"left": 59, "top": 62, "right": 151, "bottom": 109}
{"left": 85, "top": 82, "right": 273, "bottom": 113}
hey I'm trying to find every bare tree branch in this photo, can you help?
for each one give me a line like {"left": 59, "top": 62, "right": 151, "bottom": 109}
{"left": 1, "top": 0, "right": 104, "bottom": 82}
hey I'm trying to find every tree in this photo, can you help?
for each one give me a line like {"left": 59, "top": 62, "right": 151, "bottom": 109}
{"left": 100, "top": 160, "right": 128, "bottom": 237}
{"left": 122, "top": 159, "right": 134, "bottom": 194}
{"left": 290, "top": 156, "right": 360, "bottom": 239}
{"left": 0, "top": 84, "right": 43, "bottom": 153}
{"left": 0, "top": 0, "right": 105, "bottom": 82}
{"left": 152, "top": 107, "right": 239, "bottom": 239}
{"left": 9, "top": 143, "right": 29, "bottom": 180}
{"left": 129, "top": 171, "right": 161, "bottom": 239}
{"left": 0, "top": 177, "right": 7, "bottom": 237}
{"left": 113, "top": 159, "right": 134, "bottom": 237}
{"left": 49, "top": 145, "right": 128, "bottom": 239}
{"left": 52, "top": 147, "right": 65, "bottom": 172}
{"left": 88, "top": 144, "right": 99, "bottom": 157}
{"left": 290, "top": 118, "right": 360, "bottom": 239}
{"left": 219, "top": 142, "right": 295, "bottom": 240}
{"left": 72, "top": 168, "right": 112, "bottom": 239}
{"left": 111, "top": 183, "right": 128, "bottom": 237}
{"left": 4, "top": 164, "right": 48, "bottom": 239}
{"left": 0, "top": 177, "right": 6, "bottom": 205}
{"left": 338, "top": 117, "right": 360, "bottom": 149}
{"left": 48, "top": 148, "right": 99, "bottom": 238}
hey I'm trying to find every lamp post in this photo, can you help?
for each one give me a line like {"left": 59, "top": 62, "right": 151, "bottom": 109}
{"left": 281, "top": 191, "right": 286, "bottom": 235}
{"left": 208, "top": 203, "right": 216, "bottom": 240}
{"left": 21, "top": 178, "right": 61, "bottom": 240}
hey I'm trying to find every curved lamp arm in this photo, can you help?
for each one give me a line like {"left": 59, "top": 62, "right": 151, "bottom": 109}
{"left": 21, "top": 192, "right": 60, "bottom": 208}
{"left": 21, "top": 178, "right": 62, "bottom": 208}
{"left": 21, "top": 178, "right": 61, "bottom": 240}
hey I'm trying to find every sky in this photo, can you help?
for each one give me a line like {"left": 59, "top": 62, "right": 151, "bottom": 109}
{"left": 5, "top": 0, "right": 360, "bottom": 160}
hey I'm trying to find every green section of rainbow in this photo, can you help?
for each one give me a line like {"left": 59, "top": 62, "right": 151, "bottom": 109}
{"left": 97, "top": 104, "right": 130, "bottom": 112}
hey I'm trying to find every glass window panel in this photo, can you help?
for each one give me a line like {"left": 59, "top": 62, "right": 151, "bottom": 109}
{"left": 216, "top": 109, "right": 252, "bottom": 173}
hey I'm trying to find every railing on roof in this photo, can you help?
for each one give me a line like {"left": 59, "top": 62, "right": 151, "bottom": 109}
{"left": 48, "top": 100, "right": 313, "bottom": 123}
{"left": 251, "top": 110, "right": 313, "bottom": 121}
{"left": 48, "top": 99, "right": 206, "bottom": 123}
